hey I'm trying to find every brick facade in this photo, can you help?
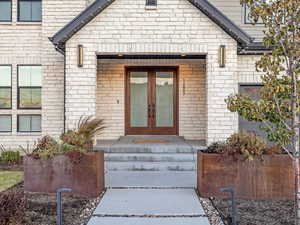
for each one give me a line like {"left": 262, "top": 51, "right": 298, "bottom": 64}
{"left": 0, "top": 0, "right": 264, "bottom": 148}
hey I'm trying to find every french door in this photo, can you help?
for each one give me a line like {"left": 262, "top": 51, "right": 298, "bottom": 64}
{"left": 125, "top": 67, "right": 178, "bottom": 135}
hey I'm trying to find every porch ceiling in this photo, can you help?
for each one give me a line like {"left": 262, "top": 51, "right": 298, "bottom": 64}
{"left": 97, "top": 54, "right": 207, "bottom": 60}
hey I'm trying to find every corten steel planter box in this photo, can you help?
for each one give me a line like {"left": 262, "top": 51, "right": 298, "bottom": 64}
{"left": 197, "top": 152, "right": 295, "bottom": 200}
{"left": 24, "top": 151, "right": 104, "bottom": 197}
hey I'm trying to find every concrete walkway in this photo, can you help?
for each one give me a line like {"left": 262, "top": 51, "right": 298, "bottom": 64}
{"left": 87, "top": 188, "right": 210, "bottom": 225}
{"left": 88, "top": 136, "right": 210, "bottom": 224}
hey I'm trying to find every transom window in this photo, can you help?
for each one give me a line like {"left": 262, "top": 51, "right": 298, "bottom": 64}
{"left": 18, "top": 65, "right": 42, "bottom": 109}
{"left": 0, "top": 65, "right": 12, "bottom": 109}
{"left": 18, "top": 0, "right": 42, "bottom": 22}
{"left": 0, "top": 0, "right": 12, "bottom": 22}
{"left": 0, "top": 115, "right": 12, "bottom": 132}
{"left": 17, "top": 114, "right": 41, "bottom": 132}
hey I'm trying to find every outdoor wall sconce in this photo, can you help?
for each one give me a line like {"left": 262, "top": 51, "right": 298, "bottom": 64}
{"left": 78, "top": 45, "right": 84, "bottom": 67}
{"left": 219, "top": 45, "right": 226, "bottom": 68}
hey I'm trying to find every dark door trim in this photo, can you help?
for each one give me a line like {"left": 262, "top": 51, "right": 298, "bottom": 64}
{"left": 125, "top": 66, "right": 179, "bottom": 135}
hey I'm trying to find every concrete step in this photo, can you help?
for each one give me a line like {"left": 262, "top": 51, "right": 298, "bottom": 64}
{"left": 105, "top": 153, "right": 196, "bottom": 162}
{"left": 103, "top": 147, "right": 198, "bottom": 154}
{"left": 106, "top": 161, "right": 196, "bottom": 171}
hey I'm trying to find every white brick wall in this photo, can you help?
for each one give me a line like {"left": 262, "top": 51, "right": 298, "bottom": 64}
{"left": 66, "top": 0, "right": 239, "bottom": 143}
{"left": 238, "top": 55, "right": 263, "bottom": 84}
{"left": 0, "top": 0, "right": 87, "bottom": 149}
{"left": 0, "top": 0, "right": 265, "bottom": 149}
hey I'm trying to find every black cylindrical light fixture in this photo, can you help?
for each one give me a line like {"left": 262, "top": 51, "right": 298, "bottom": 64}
{"left": 78, "top": 45, "right": 83, "bottom": 67}
{"left": 219, "top": 45, "right": 226, "bottom": 68}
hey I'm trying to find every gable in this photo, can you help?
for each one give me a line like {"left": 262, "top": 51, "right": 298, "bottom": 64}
{"left": 50, "top": 0, "right": 254, "bottom": 52}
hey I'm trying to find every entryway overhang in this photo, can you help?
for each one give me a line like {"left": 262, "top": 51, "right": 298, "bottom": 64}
{"left": 97, "top": 54, "right": 207, "bottom": 60}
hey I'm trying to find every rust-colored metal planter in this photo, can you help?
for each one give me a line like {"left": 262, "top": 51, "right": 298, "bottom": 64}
{"left": 24, "top": 151, "right": 104, "bottom": 197}
{"left": 197, "top": 152, "right": 294, "bottom": 200}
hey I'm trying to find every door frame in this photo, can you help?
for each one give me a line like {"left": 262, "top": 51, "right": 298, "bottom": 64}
{"left": 124, "top": 66, "right": 179, "bottom": 135}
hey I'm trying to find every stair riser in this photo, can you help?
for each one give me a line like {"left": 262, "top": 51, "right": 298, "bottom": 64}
{"left": 104, "top": 148, "right": 197, "bottom": 154}
{"left": 105, "top": 154, "right": 195, "bottom": 162}
{"left": 106, "top": 162, "right": 196, "bottom": 171}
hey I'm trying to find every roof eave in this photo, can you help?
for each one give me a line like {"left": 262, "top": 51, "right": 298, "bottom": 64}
{"left": 238, "top": 42, "right": 271, "bottom": 55}
{"left": 50, "top": 0, "right": 115, "bottom": 53}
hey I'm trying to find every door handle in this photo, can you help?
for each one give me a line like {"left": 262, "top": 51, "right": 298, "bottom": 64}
{"left": 148, "top": 104, "right": 152, "bottom": 118}
{"left": 151, "top": 104, "right": 155, "bottom": 119}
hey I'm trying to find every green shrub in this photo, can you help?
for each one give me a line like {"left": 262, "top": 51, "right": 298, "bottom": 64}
{"left": 0, "top": 151, "right": 21, "bottom": 164}
{"left": 0, "top": 145, "right": 21, "bottom": 164}
{"left": 30, "top": 135, "right": 77, "bottom": 159}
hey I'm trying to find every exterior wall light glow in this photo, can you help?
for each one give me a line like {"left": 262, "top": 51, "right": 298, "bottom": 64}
{"left": 78, "top": 45, "right": 83, "bottom": 67}
{"left": 219, "top": 45, "right": 226, "bottom": 68}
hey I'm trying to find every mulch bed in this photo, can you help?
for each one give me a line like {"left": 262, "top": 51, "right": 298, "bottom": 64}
{"left": 1, "top": 162, "right": 103, "bottom": 225}
{"left": 212, "top": 198, "right": 294, "bottom": 225}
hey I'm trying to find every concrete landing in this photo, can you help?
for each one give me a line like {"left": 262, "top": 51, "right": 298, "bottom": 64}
{"left": 88, "top": 189, "right": 210, "bottom": 225}
{"left": 95, "top": 136, "right": 207, "bottom": 153}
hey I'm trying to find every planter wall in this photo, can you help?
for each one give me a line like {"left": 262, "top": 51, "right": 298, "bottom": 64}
{"left": 24, "top": 151, "right": 104, "bottom": 197}
{"left": 197, "top": 152, "right": 294, "bottom": 200}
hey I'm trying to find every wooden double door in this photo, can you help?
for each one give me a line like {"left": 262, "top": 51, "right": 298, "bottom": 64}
{"left": 125, "top": 67, "right": 178, "bottom": 135}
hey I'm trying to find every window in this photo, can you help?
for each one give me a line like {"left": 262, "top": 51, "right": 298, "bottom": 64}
{"left": 18, "top": 65, "right": 42, "bottom": 109}
{"left": 0, "top": 66, "right": 12, "bottom": 109}
{"left": 239, "top": 84, "right": 267, "bottom": 139}
{"left": 146, "top": 0, "right": 157, "bottom": 6}
{"left": 0, "top": 0, "right": 12, "bottom": 22}
{"left": 244, "top": 0, "right": 276, "bottom": 24}
{"left": 0, "top": 115, "right": 12, "bottom": 132}
{"left": 244, "top": 5, "right": 263, "bottom": 24}
{"left": 17, "top": 115, "right": 41, "bottom": 132}
{"left": 18, "top": 0, "right": 42, "bottom": 22}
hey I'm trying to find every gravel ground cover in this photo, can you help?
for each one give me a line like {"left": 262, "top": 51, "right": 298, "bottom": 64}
{"left": 0, "top": 162, "right": 104, "bottom": 225}
{"left": 4, "top": 183, "right": 104, "bottom": 225}
{"left": 212, "top": 198, "right": 294, "bottom": 225}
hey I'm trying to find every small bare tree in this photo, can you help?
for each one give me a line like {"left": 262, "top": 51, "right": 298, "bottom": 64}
{"left": 226, "top": 0, "right": 300, "bottom": 223}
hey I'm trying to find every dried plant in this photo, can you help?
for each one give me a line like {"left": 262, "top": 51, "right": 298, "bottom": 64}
{"left": 0, "top": 191, "right": 26, "bottom": 225}
{"left": 206, "top": 131, "right": 281, "bottom": 161}
{"left": 61, "top": 116, "right": 105, "bottom": 151}
{"left": 77, "top": 116, "right": 106, "bottom": 141}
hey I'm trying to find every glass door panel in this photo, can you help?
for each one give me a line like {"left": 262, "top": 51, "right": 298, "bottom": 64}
{"left": 155, "top": 72, "right": 174, "bottom": 127}
{"left": 130, "top": 72, "right": 148, "bottom": 127}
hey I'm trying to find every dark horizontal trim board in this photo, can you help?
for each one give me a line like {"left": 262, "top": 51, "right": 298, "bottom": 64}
{"left": 97, "top": 54, "right": 207, "bottom": 59}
